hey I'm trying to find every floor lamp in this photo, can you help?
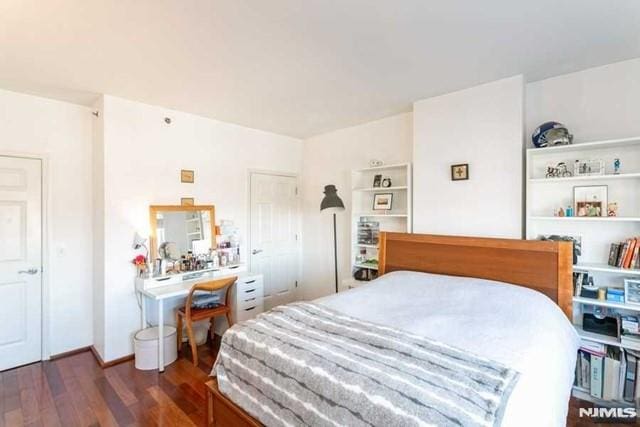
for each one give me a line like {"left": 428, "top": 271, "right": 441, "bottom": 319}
{"left": 320, "top": 185, "right": 345, "bottom": 293}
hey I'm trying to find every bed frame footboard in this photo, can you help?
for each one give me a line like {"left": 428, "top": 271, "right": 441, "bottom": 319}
{"left": 205, "top": 379, "right": 261, "bottom": 427}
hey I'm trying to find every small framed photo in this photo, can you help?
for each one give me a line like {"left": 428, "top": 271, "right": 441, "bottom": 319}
{"left": 372, "top": 174, "right": 382, "bottom": 188}
{"left": 181, "top": 169, "right": 194, "bottom": 183}
{"left": 574, "top": 185, "right": 607, "bottom": 217}
{"left": 625, "top": 279, "right": 640, "bottom": 306}
{"left": 181, "top": 197, "right": 195, "bottom": 206}
{"left": 373, "top": 193, "right": 393, "bottom": 210}
{"left": 451, "top": 164, "right": 469, "bottom": 181}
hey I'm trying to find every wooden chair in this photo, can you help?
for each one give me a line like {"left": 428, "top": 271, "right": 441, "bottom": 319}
{"left": 176, "top": 276, "right": 237, "bottom": 365}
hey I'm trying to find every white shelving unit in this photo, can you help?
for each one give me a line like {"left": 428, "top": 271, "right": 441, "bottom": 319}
{"left": 343, "top": 163, "right": 412, "bottom": 289}
{"left": 526, "top": 136, "right": 640, "bottom": 406}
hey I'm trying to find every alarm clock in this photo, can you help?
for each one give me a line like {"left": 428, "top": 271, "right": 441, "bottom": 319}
{"left": 381, "top": 178, "right": 392, "bottom": 188}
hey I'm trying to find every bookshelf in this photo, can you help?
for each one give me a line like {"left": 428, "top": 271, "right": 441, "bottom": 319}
{"left": 526, "top": 136, "right": 640, "bottom": 406}
{"left": 343, "top": 163, "right": 412, "bottom": 289}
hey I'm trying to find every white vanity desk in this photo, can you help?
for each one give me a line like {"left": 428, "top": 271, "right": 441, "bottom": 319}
{"left": 135, "top": 264, "right": 264, "bottom": 371}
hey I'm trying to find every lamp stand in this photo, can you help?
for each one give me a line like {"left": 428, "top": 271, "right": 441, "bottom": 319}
{"left": 333, "top": 213, "right": 338, "bottom": 293}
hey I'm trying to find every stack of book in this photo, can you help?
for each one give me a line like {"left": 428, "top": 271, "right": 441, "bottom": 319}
{"left": 621, "top": 316, "right": 640, "bottom": 351}
{"left": 609, "top": 238, "right": 640, "bottom": 269}
{"left": 575, "top": 339, "right": 640, "bottom": 403}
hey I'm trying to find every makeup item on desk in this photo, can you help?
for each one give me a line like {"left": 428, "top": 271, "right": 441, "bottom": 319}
{"left": 566, "top": 206, "right": 573, "bottom": 217}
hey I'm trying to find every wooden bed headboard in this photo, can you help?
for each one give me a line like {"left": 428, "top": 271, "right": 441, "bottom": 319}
{"left": 378, "top": 232, "right": 573, "bottom": 319}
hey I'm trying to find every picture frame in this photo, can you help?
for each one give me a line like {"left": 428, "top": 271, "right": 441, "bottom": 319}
{"left": 451, "top": 164, "right": 469, "bottom": 181}
{"left": 573, "top": 185, "right": 608, "bottom": 217}
{"left": 372, "top": 193, "right": 393, "bottom": 210}
{"left": 181, "top": 169, "right": 195, "bottom": 183}
{"left": 625, "top": 279, "right": 640, "bottom": 306}
{"left": 372, "top": 174, "right": 382, "bottom": 188}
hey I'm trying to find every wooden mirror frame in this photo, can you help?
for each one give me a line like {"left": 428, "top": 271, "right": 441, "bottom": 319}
{"left": 149, "top": 205, "right": 216, "bottom": 261}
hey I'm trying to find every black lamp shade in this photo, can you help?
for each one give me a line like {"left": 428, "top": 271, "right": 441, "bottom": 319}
{"left": 320, "top": 185, "right": 345, "bottom": 212}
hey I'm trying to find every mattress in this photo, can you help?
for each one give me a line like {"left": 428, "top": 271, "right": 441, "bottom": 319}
{"left": 315, "top": 271, "right": 580, "bottom": 427}
{"left": 214, "top": 270, "right": 579, "bottom": 426}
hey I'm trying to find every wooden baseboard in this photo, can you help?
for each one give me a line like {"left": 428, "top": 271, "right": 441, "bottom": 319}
{"left": 49, "top": 346, "right": 92, "bottom": 360}
{"left": 90, "top": 346, "right": 135, "bottom": 368}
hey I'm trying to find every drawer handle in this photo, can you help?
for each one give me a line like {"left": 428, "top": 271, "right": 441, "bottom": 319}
{"left": 245, "top": 288, "right": 256, "bottom": 293}
{"left": 245, "top": 279, "right": 256, "bottom": 284}
{"left": 244, "top": 297, "right": 256, "bottom": 302}
{"left": 244, "top": 306, "right": 256, "bottom": 311}
{"left": 229, "top": 265, "right": 239, "bottom": 270}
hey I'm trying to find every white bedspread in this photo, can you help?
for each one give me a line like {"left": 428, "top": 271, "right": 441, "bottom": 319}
{"left": 315, "top": 271, "right": 579, "bottom": 427}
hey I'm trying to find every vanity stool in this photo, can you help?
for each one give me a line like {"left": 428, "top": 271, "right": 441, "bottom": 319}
{"left": 176, "top": 276, "right": 237, "bottom": 365}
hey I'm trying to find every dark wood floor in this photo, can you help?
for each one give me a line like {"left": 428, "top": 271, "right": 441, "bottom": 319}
{"left": 0, "top": 339, "right": 221, "bottom": 427}
{"left": 0, "top": 338, "right": 630, "bottom": 426}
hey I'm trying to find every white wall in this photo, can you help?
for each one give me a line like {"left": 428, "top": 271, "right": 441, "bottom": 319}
{"left": 0, "top": 89, "right": 94, "bottom": 355}
{"left": 301, "top": 113, "right": 413, "bottom": 300}
{"left": 413, "top": 76, "right": 524, "bottom": 238}
{"left": 96, "top": 95, "right": 303, "bottom": 361}
{"left": 526, "top": 58, "right": 640, "bottom": 143}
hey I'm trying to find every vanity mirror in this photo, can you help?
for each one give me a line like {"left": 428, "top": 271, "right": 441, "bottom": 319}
{"left": 149, "top": 205, "right": 216, "bottom": 264}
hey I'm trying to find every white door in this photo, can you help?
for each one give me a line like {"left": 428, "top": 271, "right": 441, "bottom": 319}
{"left": 250, "top": 173, "right": 299, "bottom": 309}
{"left": 0, "top": 156, "right": 42, "bottom": 371}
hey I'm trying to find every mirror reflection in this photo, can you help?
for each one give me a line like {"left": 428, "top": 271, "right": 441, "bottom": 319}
{"left": 155, "top": 210, "right": 212, "bottom": 259}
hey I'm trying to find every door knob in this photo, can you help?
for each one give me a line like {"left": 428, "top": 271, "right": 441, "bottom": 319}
{"left": 252, "top": 249, "right": 263, "bottom": 255}
{"left": 18, "top": 268, "right": 39, "bottom": 275}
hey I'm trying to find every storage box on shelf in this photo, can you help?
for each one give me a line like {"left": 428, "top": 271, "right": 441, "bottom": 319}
{"left": 346, "top": 163, "right": 412, "bottom": 289}
{"left": 526, "top": 136, "right": 640, "bottom": 406}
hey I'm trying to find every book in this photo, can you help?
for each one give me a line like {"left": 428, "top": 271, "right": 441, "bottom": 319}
{"left": 624, "top": 239, "right": 637, "bottom": 268}
{"left": 624, "top": 352, "right": 637, "bottom": 402}
{"left": 632, "top": 245, "right": 640, "bottom": 270}
{"left": 590, "top": 353, "right": 604, "bottom": 398}
{"left": 621, "top": 334, "right": 640, "bottom": 351}
{"left": 609, "top": 243, "right": 621, "bottom": 266}
{"left": 580, "top": 339, "right": 606, "bottom": 355}
{"left": 575, "top": 273, "right": 585, "bottom": 297}
{"left": 607, "top": 288, "right": 625, "bottom": 303}
{"left": 603, "top": 347, "right": 621, "bottom": 400}
{"left": 619, "top": 240, "right": 630, "bottom": 267}
{"left": 580, "top": 350, "right": 591, "bottom": 389}
{"left": 619, "top": 349, "right": 628, "bottom": 401}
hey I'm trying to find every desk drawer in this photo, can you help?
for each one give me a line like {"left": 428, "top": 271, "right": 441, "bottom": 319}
{"left": 236, "top": 276, "right": 263, "bottom": 296}
{"left": 236, "top": 300, "right": 264, "bottom": 321}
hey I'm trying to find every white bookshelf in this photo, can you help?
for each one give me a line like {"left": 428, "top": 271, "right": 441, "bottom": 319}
{"left": 526, "top": 136, "right": 640, "bottom": 286}
{"left": 526, "top": 136, "right": 640, "bottom": 406}
{"left": 343, "top": 163, "right": 412, "bottom": 289}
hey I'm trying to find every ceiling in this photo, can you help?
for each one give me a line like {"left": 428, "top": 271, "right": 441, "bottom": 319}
{"left": 1, "top": 1, "right": 639, "bottom": 138}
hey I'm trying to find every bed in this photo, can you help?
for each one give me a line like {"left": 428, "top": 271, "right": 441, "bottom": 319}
{"left": 206, "top": 232, "right": 578, "bottom": 426}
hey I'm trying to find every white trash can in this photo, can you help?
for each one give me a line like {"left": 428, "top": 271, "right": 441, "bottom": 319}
{"left": 134, "top": 326, "right": 178, "bottom": 370}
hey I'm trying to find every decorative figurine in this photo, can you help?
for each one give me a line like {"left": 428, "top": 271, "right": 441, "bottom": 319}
{"left": 558, "top": 207, "right": 565, "bottom": 217}
{"left": 545, "top": 162, "right": 573, "bottom": 178}
{"left": 608, "top": 202, "right": 619, "bottom": 217}
{"left": 614, "top": 158, "right": 621, "bottom": 174}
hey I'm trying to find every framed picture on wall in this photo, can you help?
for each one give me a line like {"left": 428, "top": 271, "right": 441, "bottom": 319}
{"left": 181, "top": 169, "right": 195, "bottom": 183}
{"left": 373, "top": 193, "right": 393, "bottom": 210}
{"left": 451, "top": 164, "right": 469, "bottom": 181}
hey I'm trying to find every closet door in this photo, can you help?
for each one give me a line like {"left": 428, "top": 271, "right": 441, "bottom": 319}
{"left": 250, "top": 172, "right": 300, "bottom": 309}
